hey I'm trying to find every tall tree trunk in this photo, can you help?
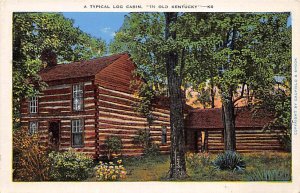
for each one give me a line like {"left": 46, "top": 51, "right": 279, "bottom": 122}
{"left": 164, "top": 12, "right": 187, "bottom": 179}
{"left": 221, "top": 88, "right": 236, "bottom": 151}
{"left": 221, "top": 27, "right": 237, "bottom": 151}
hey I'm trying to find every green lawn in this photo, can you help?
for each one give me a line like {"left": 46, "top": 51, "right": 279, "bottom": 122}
{"left": 119, "top": 152, "right": 291, "bottom": 181}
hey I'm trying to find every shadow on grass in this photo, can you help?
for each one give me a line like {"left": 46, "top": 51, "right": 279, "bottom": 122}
{"left": 117, "top": 152, "right": 291, "bottom": 182}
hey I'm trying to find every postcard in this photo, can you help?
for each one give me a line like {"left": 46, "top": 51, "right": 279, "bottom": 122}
{"left": 0, "top": 0, "right": 299, "bottom": 193}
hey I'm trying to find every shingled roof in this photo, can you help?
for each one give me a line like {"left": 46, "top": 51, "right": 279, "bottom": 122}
{"left": 185, "top": 108, "right": 273, "bottom": 129}
{"left": 39, "top": 53, "right": 128, "bottom": 82}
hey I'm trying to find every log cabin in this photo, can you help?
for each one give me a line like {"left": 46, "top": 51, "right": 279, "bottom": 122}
{"left": 20, "top": 53, "right": 171, "bottom": 159}
{"left": 185, "top": 108, "right": 286, "bottom": 153}
{"left": 20, "top": 53, "right": 287, "bottom": 159}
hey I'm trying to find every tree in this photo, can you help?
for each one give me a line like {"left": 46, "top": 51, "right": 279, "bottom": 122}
{"left": 249, "top": 14, "right": 292, "bottom": 150}
{"left": 171, "top": 13, "right": 290, "bottom": 151}
{"left": 13, "top": 13, "right": 106, "bottom": 127}
{"left": 215, "top": 13, "right": 291, "bottom": 151}
{"left": 110, "top": 12, "right": 188, "bottom": 179}
{"left": 164, "top": 12, "right": 187, "bottom": 179}
{"left": 176, "top": 13, "right": 291, "bottom": 151}
{"left": 109, "top": 12, "right": 291, "bottom": 175}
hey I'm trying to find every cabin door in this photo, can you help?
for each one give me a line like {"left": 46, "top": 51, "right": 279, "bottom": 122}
{"left": 49, "top": 121, "right": 60, "bottom": 150}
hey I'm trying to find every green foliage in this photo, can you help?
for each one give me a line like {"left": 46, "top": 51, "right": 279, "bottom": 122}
{"left": 212, "top": 151, "right": 246, "bottom": 171}
{"left": 131, "top": 81, "right": 157, "bottom": 125}
{"left": 13, "top": 128, "right": 51, "bottom": 181}
{"left": 133, "top": 129, "right": 160, "bottom": 156}
{"left": 96, "top": 160, "right": 127, "bottom": 181}
{"left": 186, "top": 152, "right": 211, "bottom": 170}
{"left": 111, "top": 12, "right": 291, "bottom": 133}
{"left": 105, "top": 136, "right": 123, "bottom": 160}
{"left": 13, "top": 13, "right": 106, "bottom": 128}
{"left": 248, "top": 169, "right": 291, "bottom": 181}
{"left": 254, "top": 85, "right": 291, "bottom": 151}
{"left": 133, "top": 129, "right": 151, "bottom": 147}
{"left": 48, "top": 150, "right": 94, "bottom": 181}
{"left": 113, "top": 152, "right": 290, "bottom": 181}
{"left": 144, "top": 143, "right": 160, "bottom": 156}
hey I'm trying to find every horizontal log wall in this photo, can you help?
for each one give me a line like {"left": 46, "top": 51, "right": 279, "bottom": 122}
{"left": 186, "top": 127, "right": 285, "bottom": 153}
{"left": 94, "top": 54, "right": 171, "bottom": 157}
{"left": 235, "top": 127, "right": 284, "bottom": 152}
{"left": 20, "top": 81, "right": 98, "bottom": 158}
{"left": 95, "top": 54, "right": 137, "bottom": 93}
{"left": 96, "top": 85, "right": 171, "bottom": 157}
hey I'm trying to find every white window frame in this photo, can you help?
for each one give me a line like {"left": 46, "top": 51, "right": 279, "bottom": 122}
{"left": 29, "top": 121, "right": 38, "bottom": 135}
{"left": 29, "top": 96, "right": 38, "bottom": 113}
{"left": 71, "top": 119, "right": 84, "bottom": 147}
{"left": 72, "top": 84, "right": 84, "bottom": 111}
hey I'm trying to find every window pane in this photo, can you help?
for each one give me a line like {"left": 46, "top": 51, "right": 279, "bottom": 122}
{"left": 29, "top": 121, "right": 38, "bottom": 135}
{"left": 73, "top": 84, "right": 83, "bottom": 111}
{"left": 73, "top": 133, "right": 83, "bottom": 146}
{"left": 79, "top": 120, "right": 83, "bottom": 132}
{"left": 72, "top": 120, "right": 76, "bottom": 132}
{"left": 71, "top": 119, "right": 84, "bottom": 146}
{"left": 29, "top": 96, "right": 38, "bottom": 113}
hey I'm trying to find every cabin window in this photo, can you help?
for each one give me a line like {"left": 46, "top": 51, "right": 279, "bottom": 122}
{"left": 29, "top": 96, "right": 38, "bottom": 113}
{"left": 161, "top": 126, "right": 167, "bottom": 145}
{"left": 29, "top": 121, "right": 38, "bottom": 135}
{"left": 72, "top": 84, "right": 83, "bottom": 111}
{"left": 71, "top": 119, "right": 84, "bottom": 147}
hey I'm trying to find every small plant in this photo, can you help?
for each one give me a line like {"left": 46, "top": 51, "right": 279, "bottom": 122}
{"left": 133, "top": 129, "right": 160, "bottom": 156}
{"left": 186, "top": 152, "right": 211, "bottom": 169}
{"left": 105, "top": 136, "right": 123, "bottom": 160}
{"left": 13, "top": 128, "right": 51, "bottom": 181}
{"left": 212, "top": 151, "right": 246, "bottom": 171}
{"left": 133, "top": 129, "right": 151, "bottom": 147}
{"left": 248, "top": 169, "right": 291, "bottom": 181}
{"left": 96, "top": 160, "right": 127, "bottom": 181}
{"left": 144, "top": 143, "right": 160, "bottom": 156}
{"left": 48, "top": 149, "right": 94, "bottom": 181}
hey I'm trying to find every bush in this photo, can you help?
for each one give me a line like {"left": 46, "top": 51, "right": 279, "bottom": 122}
{"left": 248, "top": 169, "right": 291, "bottom": 181}
{"left": 133, "top": 129, "right": 160, "bottom": 156}
{"left": 48, "top": 150, "right": 94, "bottom": 181}
{"left": 144, "top": 143, "right": 160, "bottom": 156}
{"left": 212, "top": 151, "right": 246, "bottom": 171}
{"left": 13, "top": 128, "right": 50, "bottom": 181}
{"left": 186, "top": 152, "right": 211, "bottom": 169}
{"left": 105, "top": 136, "right": 123, "bottom": 160}
{"left": 96, "top": 160, "right": 127, "bottom": 181}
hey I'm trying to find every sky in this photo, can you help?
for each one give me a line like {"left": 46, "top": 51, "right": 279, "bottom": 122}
{"left": 63, "top": 12, "right": 128, "bottom": 43}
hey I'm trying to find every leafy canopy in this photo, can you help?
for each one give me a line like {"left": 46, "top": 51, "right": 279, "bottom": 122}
{"left": 13, "top": 13, "right": 106, "bottom": 127}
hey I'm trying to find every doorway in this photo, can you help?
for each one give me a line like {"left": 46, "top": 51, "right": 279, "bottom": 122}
{"left": 49, "top": 121, "right": 60, "bottom": 150}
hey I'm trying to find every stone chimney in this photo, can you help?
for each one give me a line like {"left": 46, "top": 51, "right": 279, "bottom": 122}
{"left": 40, "top": 48, "right": 57, "bottom": 68}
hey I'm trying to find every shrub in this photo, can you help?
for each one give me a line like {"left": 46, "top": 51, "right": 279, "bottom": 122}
{"left": 96, "top": 160, "right": 127, "bottom": 181}
{"left": 105, "top": 136, "right": 123, "bottom": 160}
{"left": 212, "top": 151, "right": 246, "bottom": 171}
{"left": 133, "top": 129, "right": 151, "bottom": 147}
{"left": 133, "top": 129, "right": 160, "bottom": 156}
{"left": 13, "top": 128, "right": 50, "bottom": 181}
{"left": 186, "top": 152, "right": 211, "bottom": 169}
{"left": 48, "top": 149, "right": 94, "bottom": 181}
{"left": 144, "top": 143, "right": 160, "bottom": 156}
{"left": 248, "top": 169, "right": 291, "bottom": 181}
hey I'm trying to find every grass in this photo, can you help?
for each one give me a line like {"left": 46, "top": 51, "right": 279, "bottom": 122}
{"left": 123, "top": 155, "right": 170, "bottom": 181}
{"left": 116, "top": 151, "right": 291, "bottom": 181}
